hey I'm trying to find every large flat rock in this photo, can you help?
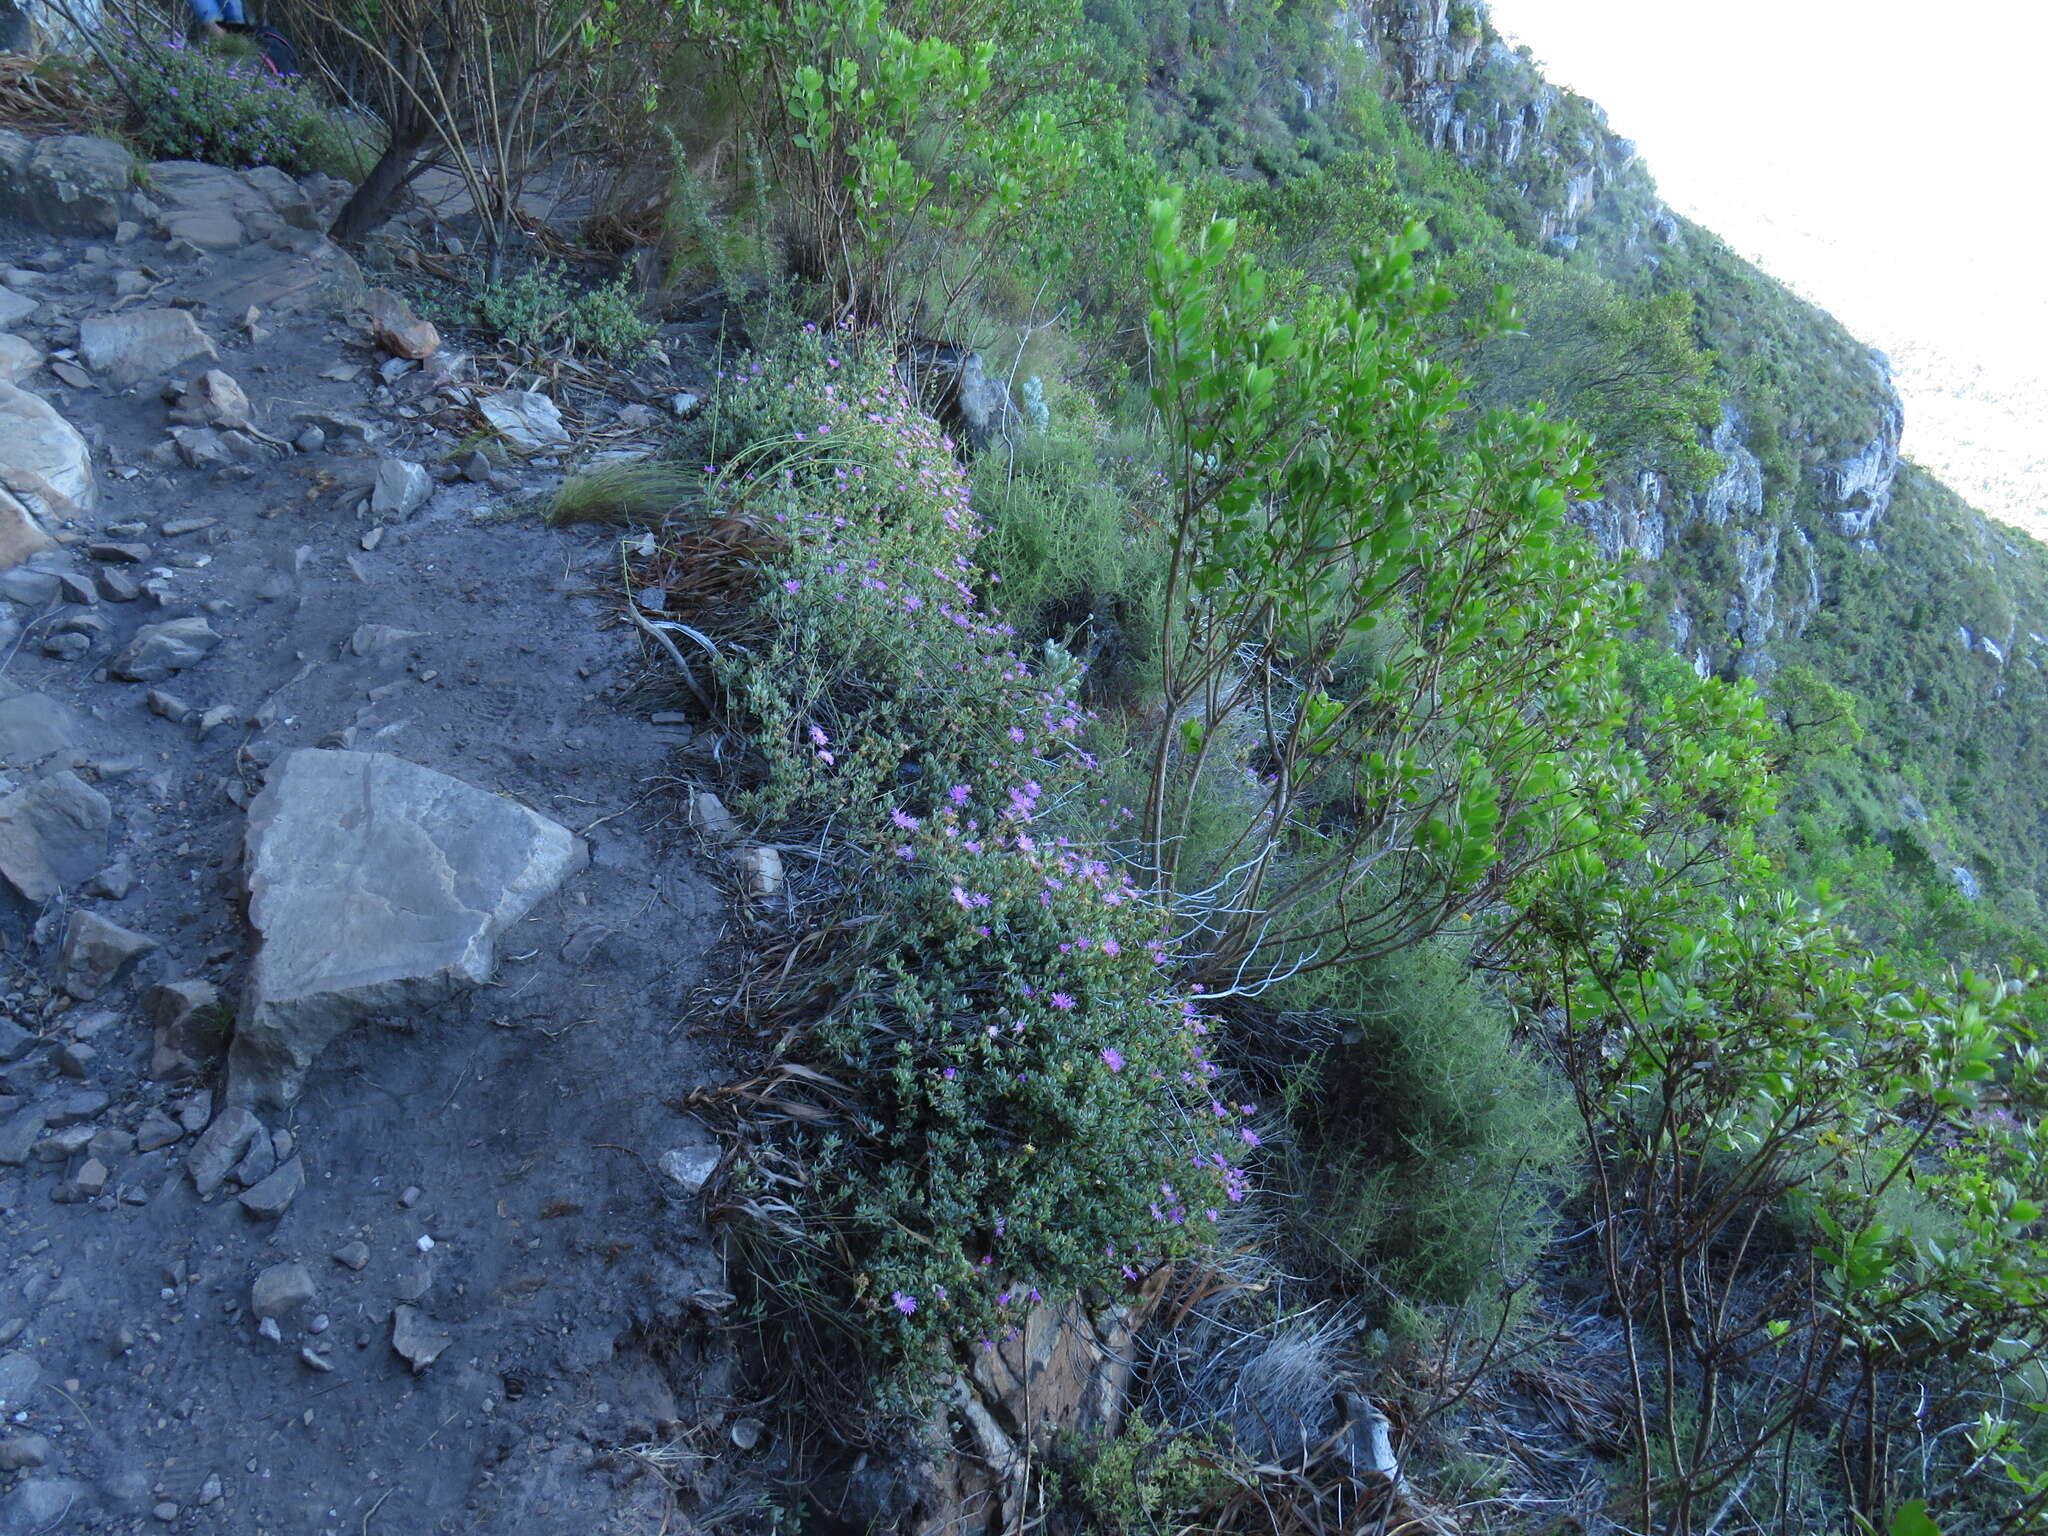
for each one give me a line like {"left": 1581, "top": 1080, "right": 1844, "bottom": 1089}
{"left": 227, "top": 749, "right": 583, "bottom": 1108}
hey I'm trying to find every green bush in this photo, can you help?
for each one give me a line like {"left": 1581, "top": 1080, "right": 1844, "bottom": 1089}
{"left": 119, "top": 35, "right": 360, "bottom": 177}
{"left": 1286, "top": 941, "right": 1576, "bottom": 1303}
{"left": 473, "top": 263, "right": 655, "bottom": 361}
{"left": 970, "top": 424, "right": 1164, "bottom": 649}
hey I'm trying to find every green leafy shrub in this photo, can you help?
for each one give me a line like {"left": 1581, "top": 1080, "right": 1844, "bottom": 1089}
{"left": 118, "top": 35, "right": 359, "bottom": 176}
{"left": 1288, "top": 941, "right": 1575, "bottom": 1303}
{"left": 473, "top": 263, "right": 654, "bottom": 361}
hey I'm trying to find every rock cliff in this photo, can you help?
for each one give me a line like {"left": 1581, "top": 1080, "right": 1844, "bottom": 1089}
{"left": 1347, "top": 0, "right": 1906, "bottom": 673}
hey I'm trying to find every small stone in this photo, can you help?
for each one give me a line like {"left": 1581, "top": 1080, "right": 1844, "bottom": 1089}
{"left": 107, "top": 1323, "right": 134, "bottom": 1357}
{"left": 187, "top": 1105, "right": 262, "bottom": 1197}
{"left": 52, "top": 1041, "right": 94, "bottom": 1075}
{"left": 147, "top": 691, "right": 190, "bottom": 721}
{"left": 331, "top": 1241, "right": 369, "bottom": 1271}
{"left": 359, "top": 526, "right": 382, "bottom": 551}
{"left": 169, "top": 370, "right": 251, "bottom": 431}
{"left": 669, "top": 391, "right": 702, "bottom": 418}
{"left": 160, "top": 518, "right": 214, "bottom": 538}
{"left": 298, "top": 1345, "right": 332, "bottom": 1372}
{"left": 198, "top": 1474, "right": 222, "bottom": 1505}
{"left": 734, "top": 843, "right": 784, "bottom": 898}
{"left": 367, "top": 288, "right": 439, "bottom": 360}
{"left": 57, "top": 911, "right": 158, "bottom": 1000}
{"left": 0, "top": 1432, "right": 50, "bottom": 1469}
{"left": 228, "top": 1132, "right": 275, "bottom": 1189}
{"left": 44, "top": 1089, "right": 108, "bottom": 1126}
{"left": 257, "top": 1316, "right": 282, "bottom": 1343}
{"left": 86, "top": 1126, "right": 131, "bottom": 1161}
{"left": 35, "top": 1122, "right": 93, "bottom": 1159}
{"left": 368, "top": 458, "right": 431, "bottom": 519}
{"left": 86, "top": 861, "right": 135, "bottom": 900}
{"left": 306, "top": 1312, "right": 328, "bottom": 1334}
{"left": 72, "top": 1156, "right": 108, "bottom": 1196}
{"left": 659, "top": 1146, "right": 720, "bottom": 1194}
{"left": 479, "top": 390, "right": 570, "bottom": 450}
{"left": 196, "top": 704, "right": 237, "bottom": 736}
{"left": 154, "top": 1499, "right": 180, "bottom": 1521}
{"left": 134, "top": 1111, "right": 182, "bottom": 1151}
{"left": 415, "top": 1233, "right": 434, "bottom": 1252}
{"left": 349, "top": 624, "right": 419, "bottom": 658}
{"left": 689, "top": 791, "right": 741, "bottom": 845}
{"left": 398, "top": 1184, "right": 420, "bottom": 1208}
{"left": 147, "top": 977, "right": 224, "bottom": 1082}
{"left": 0, "top": 1018, "right": 31, "bottom": 1061}
{"left": 86, "top": 540, "right": 150, "bottom": 564}
{"left": 176, "top": 1091, "right": 212, "bottom": 1133}
{"left": 390, "top": 1305, "right": 451, "bottom": 1373}
{"left": 238, "top": 1156, "right": 303, "bottom": 1219}
{"left": 250, "top": 1261, "right": 314, "bottom": 1320}
{"left": 111, "top": 617, "right": 219, "bottom": 682}
{"left": 96, "top": 567, "right": 142, "bottom": 603}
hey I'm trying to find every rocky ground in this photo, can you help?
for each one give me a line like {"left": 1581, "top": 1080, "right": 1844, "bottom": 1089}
{"left": 0, "top": 147, "right": 749, "bottom": 1534}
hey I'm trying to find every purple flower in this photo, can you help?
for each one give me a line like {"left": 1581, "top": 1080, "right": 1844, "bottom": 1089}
{"left": 1101, "top": 1047, "right": 1125, "bottom": 1073}
{"left": 1049, "top": 992, "right": 1076, "bottom": 1011}
{"left": 891, "top": 1291, "right": 917, "bottom": 1315}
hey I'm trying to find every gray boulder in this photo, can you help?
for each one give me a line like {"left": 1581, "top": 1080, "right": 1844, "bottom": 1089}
{"left": 0, "top": 380, "right": 94, "bottom": 521}
{"left": 0, "top": 770, "right": 110, "bottom": 904}
{"left": 228, "top": 749, "right": 583, "bottom": 1108}
{"left": 79, "top": 309, "right": 218, "bottom": 387}
{"left": 111, "top": 617, "right": 219, "bottom": 682}
{"left": 146, "top": 162, "right": 319, "bottom": 248}
{"left": 368, "top": 457, "right": 431, "bottom": 519}
{"left": 0, "top": 130, "right": 133, "bottom": 235}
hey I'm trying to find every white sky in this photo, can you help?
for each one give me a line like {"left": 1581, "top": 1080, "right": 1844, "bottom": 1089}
{"left": 1488, "top": 1, "right": 2048, "bottom": 529}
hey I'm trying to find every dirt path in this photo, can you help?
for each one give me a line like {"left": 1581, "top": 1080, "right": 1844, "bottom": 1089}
{"left": 0, "top": 165, "right": 736, "bottom": 1535}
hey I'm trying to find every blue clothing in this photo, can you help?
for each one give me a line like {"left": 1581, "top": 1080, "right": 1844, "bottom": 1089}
{"left": 188, "top": 0, "right": 244, "bottom": 25}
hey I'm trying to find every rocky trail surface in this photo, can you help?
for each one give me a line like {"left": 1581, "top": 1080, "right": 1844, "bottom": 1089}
{"left": 0, "top": 145, "right": 741, "bottom": 1535}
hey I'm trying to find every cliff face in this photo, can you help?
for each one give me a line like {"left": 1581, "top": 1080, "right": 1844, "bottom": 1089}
{"left": 1348, "top": 0, "right": 1905, "bottom": 674}
{"left": 1339, "top": 0, "right": 1663, "bottom": 255}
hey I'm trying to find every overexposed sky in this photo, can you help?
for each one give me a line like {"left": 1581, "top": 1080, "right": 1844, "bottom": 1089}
{"left": 1488, "top": 0, "right": 2048, "bottom": 525}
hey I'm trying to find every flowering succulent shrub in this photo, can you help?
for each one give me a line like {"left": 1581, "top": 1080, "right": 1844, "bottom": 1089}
{"left": 120, "top": 36, "right": 352, "bottom": 176}
{"left": 472, "top": 263, "right": 655, "bottom": 362}
{"left": 679, "top": 327, "right": 1254, "bottom": 1363}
